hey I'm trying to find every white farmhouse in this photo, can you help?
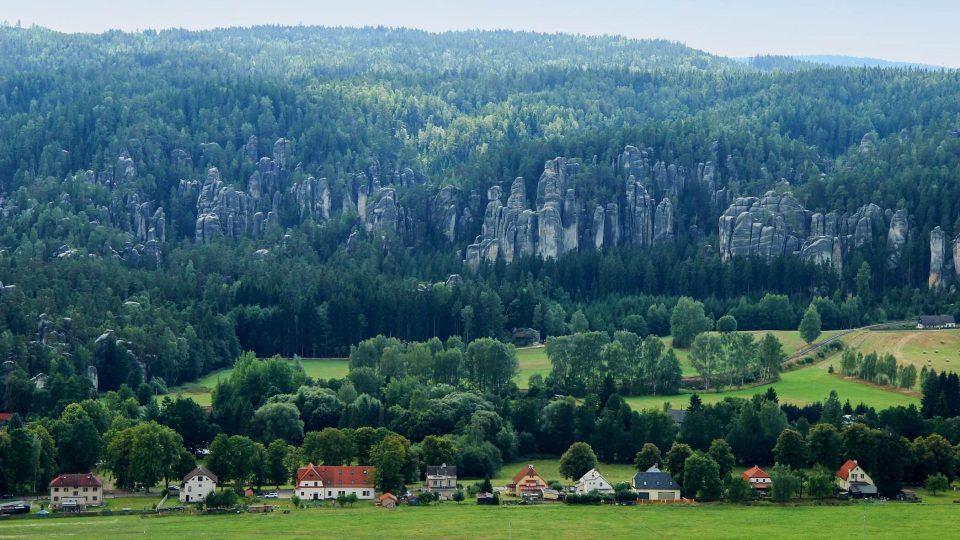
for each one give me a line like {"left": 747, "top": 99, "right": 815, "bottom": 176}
{"left": 574, "top": 468, "right": 614, "bottom": 494}
{"left": 180, "top": 466, "right": 218, "bottom": 503}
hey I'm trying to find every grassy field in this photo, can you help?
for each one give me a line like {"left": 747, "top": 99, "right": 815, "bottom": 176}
{"left": 515, "top": 347, "right": 550, "bottom": 387}
{"left": 2, "top": 500, "right": 958, "bottom": 539}
{"left": 625, "top": 357, "right": 920, "bottom": 411}
{"left": 517, "top": 330, "right": 842, "bottom": 384}
{"left": 844, "top": 329, "right": 960, "bottom": 373}
{"left": 164, "top": 359, "right": 349, "bottom": 406}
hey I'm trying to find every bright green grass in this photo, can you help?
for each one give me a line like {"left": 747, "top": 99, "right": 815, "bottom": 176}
{"left": 625, "top": 359, "right": 919, "bottom": 411}
{"left": 164, "top": 359, "right": 348, "bottom": 406}
{"left": 515, "top": 347, "right": 550, "bottom": 388}
{"left": 1, "top": 500, "right": 956, "bottom": 539}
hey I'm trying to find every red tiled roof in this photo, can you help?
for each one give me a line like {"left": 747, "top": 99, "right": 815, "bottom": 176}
{"left": 0, "top": 412, "right": 13, "bottom": 422}
{"left": 378, "top": 493, "right": 397, "bottom": 502}
{"left": 511, "top": 464, "right": 545, "bottom": 485}
{"left": 49, "top": 474, "right": 102, "bottom": 488}
{"left": 317, "top": 466, "right": 376, "bottom": 488}
{"left": 296, "top": 463, "right": 324, "bottom": 486}
{"left": 742, "top": 466, "right": 770, "bottom": 480}
{"left": 838, "top": 459, "right": 859, "bottom": 481}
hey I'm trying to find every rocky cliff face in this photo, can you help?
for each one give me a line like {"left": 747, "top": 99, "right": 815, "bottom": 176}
{"left": 930, "top": 226, "right": 946, "bottom": 290}
{"left": 717, "top": 191, "right": 912, "bottom": 275}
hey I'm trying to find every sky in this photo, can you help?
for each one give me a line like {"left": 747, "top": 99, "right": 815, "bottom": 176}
{"left": 3, "top": 0, "right": 958, "bottom": 68}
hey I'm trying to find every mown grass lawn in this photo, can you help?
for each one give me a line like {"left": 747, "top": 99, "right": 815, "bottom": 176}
{"left": 625, "top": 359, "right": 919, "bottom": 411}
{"left": 515, "top": 346, "right": 550, "bottom": 388}
{"left": 2, "top": 500, "right": 957, "bottom": 539}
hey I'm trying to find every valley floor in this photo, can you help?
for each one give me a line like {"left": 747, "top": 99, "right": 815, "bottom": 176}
{"left": 1, "top": 501, "right": 958, "bottom": 539}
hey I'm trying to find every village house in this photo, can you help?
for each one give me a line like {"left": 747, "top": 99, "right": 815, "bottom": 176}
{"left": 424, "top": 464, "right": 458, "bottom": 497}
{"left": 295, "top": 463, "right": 326, "bottom": 501}
{"left": 180, "top": 466, "right": 217, "bottom": 504}
{"left": 917, "top": 315, "right": 957, "bottom": 329}
{"left": 742, "top": 466, "right": 771, "bottom": 494}
{"left": 49, "top": 473, "right": 103, "bottom": 511}
{"left": 631, "top": 465, "right": 681, "bottom": 500}
{"left": 837, "top": 459, "right": 877, "bottom": 498}
{"left": 295, "top": 464, "right": 377, "bottom": 500}
{"left": 507, "top": 464, "right": 548, "bottom": 497}
{"left": 574, "top": 468, "right": 614, "bottom": 494}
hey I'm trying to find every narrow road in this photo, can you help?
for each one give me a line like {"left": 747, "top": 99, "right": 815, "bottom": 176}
{"left": 786, "top": 320, "right": 911, "bottom": 362}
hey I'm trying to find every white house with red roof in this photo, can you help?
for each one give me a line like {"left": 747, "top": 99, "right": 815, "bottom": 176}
{"left": 180, "top": 466, "right": 218, "bottom": 503}
{"left": 837, "top": 459, "right": 877, "bottom": 497}
{"left": 742, "top": 466, "right": 771, "bottom": 493}
{"left": 49, "top": 473, "right": 103, "bottom": 510}
{"left": 295, "top": 464, "right": 377, "bottom": 500}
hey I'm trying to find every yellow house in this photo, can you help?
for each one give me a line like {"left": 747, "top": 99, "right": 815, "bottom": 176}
{"left": 509, "top": 464, "right": 548, "bottom": 497}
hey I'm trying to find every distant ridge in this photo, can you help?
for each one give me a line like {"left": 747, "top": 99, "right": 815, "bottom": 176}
{"left": 795, "top": 55, "right": 948, "bottom": 70}
{"left": 733, "top": 54, "right": 949, "bottom": 71}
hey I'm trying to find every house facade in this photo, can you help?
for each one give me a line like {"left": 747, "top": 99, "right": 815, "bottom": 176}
{"left": 742, "top": 466, "right": 771, "bottom": 493}
{"left": 295, "top": 463, "right": 326, "bottom": 501}
{"left": 632, "top": 465, "right": 681, "bottom": 500}
{"left": 508, "top": 464, "right": 548, "bottom": 497}
{"left": 574, "top": 468, "right": 614, "bottom": 494}
{"left": 180, "top": 466, "right": 217, "bottom": 503}
{"left": 49, "top": 473, "right": 103, "bottom": 510}
{"left": 837, "top": 459, "right": 877, "bottom": 497}
{"left": 295, "top": 464, "right": 376, "bottom": 500}
{"left": 424, "top": 464, "right": 458, "bottom": 497}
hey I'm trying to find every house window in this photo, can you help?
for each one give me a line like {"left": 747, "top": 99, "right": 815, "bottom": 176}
{"left": 54, "top": 497, "right": 59, "bottom": 502}
{"left": 93, "top": 496, "right": 97, "bottom": 501}
{"left": 363, "top": 491, "right": 370, "bottom": 497}
{"left": 83, "top": 487, "right": 89, "bottom": 492}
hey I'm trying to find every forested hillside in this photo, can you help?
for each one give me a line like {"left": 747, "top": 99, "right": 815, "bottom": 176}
{"left": 0, "top": 24, "right": 958, "bottom": 399}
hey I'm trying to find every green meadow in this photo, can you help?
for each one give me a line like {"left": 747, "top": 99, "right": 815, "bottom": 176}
{"left": 164, "top": 358, "right": 349, "bottom": 405}
{"left": 1, "top": 501, "right": 957, "bottom": 539}
{"left": 625, "top": 359, "right": 920, "bottom": 411}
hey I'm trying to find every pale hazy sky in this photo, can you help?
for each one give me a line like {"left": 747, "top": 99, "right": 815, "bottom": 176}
{"left": 4, "top": 0, "right": 958, "bottom": 67}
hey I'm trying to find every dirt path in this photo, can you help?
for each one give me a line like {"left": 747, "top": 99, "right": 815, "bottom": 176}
{"left": 892, "top": 331, "right": 922, "bottom": 358}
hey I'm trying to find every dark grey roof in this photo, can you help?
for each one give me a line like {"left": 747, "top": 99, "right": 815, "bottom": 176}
{"left": 666, "top": 409, "right": 687, "bottom": 423}
{"left": 426, "top": 464, "right": 457, "bottom": 477}
{"left": 849, "top": 482, "right": 878, "bottom": 495}
{"left": 633, "top": 467, "right": 680, "bottom": 491}
{"left": 919, "top": 315, "right": 955, "bottom": 326}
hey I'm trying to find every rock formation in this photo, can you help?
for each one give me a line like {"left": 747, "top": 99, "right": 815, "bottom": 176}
{"left": 886, "top": 209, "right": 908, "bottom": 269}
{"left": 929, "top": 226, "right": 946, "bottom": 290}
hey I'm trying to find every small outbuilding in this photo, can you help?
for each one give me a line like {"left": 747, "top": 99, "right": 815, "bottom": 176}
{"left": 378, "top": 493, "right": 398, "bottom": 509}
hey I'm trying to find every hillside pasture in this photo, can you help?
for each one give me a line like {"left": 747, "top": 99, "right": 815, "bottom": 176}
{"left": 843, "top": 329, "right": 960, "bottom": 373}
{"left": 625, "top": 359, "right": 919, "bottom": 411}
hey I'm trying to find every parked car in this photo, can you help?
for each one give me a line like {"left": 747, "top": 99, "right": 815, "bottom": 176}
{"left": 167, "top": 486, "right": 180, "bottom": 493}
{"left": 263, "top": 492, "right": 279, "bottom": 499}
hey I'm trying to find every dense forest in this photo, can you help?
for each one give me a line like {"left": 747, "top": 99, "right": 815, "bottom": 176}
{"left": 0, "top": 24, "right": 959, "bottom": 500}
{"left": 0, "top": 26, "right": 957, "bottom": 391}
